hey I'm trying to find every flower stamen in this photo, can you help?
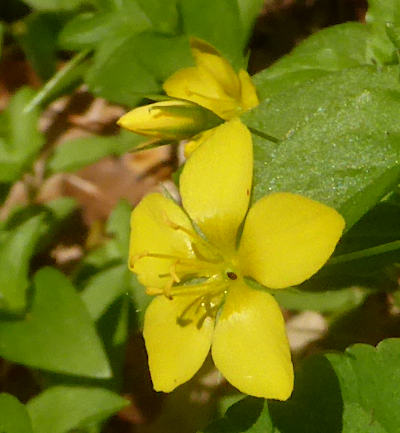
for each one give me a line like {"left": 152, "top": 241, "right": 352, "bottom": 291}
{"left": 170, "top": 261, "right": 181, "bottom": 283}
{"left": 177, "top": 286, "right": 227, "bottom": 327}
{"left": 162, "top": 215, "right": 196, "bottom": 238}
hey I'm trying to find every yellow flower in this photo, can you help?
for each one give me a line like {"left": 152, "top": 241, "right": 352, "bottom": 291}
{"left": 163, "top": 38, "right": 259, "bottom": 120}
{"left": 118, "top": 39, "right": 259, "bottom": 150}
{"left": 129, "top": 119, "right": 345, "bottom": 399}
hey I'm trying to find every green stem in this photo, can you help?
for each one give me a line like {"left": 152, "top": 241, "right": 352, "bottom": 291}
{"left": 329, "top": 240, "right": 400, "bottom": 265}
{"left": 248, "top": 126, "right": 280, "bottom": 143}
{"left": 24, "top": 49, "right": 91, "bottom": 114}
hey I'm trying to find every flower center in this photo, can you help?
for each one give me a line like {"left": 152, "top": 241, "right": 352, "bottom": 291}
{"left": 131, "top": 218, "right": 240, "bottom": 325}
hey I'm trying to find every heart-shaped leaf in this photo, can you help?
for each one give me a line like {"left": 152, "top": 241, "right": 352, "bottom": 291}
{"left": 27, "top": 386, "right": 128, "bottom": 433}
{"left": 0, "top": 214, "right": 44, "bottom": 312}
{"left": 0, "top": 267, "right": 111, "bottom": 378}
{"left": 0, "top": 88, "right": 44, "bottom": 184}
{"left": 203, "top": 338, "right": 400, "bottom": 433}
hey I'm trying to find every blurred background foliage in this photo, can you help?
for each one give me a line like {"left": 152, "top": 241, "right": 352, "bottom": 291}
{"left": 2, "top": 1, "right": 400, "bottom": 433}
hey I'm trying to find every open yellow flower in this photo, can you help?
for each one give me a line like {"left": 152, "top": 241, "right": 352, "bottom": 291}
{"left": 129, "top": 119, "right": 345, "bottom": 399}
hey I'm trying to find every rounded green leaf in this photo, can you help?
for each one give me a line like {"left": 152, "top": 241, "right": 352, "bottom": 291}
{"left": 0, "top": 267, "right": 111, "bottom": 378}
{"left": 27, "top": 386, "right": 129, "bottom": 433}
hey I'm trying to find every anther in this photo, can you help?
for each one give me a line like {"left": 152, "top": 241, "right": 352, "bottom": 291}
{"left": 170, "top": 262, "right": 181, "bottom": 283}
{"left": 162, "top": 213, "right": 195, "bottom": 238}
{"left": 163, "top": 279, "right": 174, "bottom": 300}
{"left": 129, "top": 252, "right": 149, "bottom": 269}
{"left": 146, "top": 287, "right": 163, "bottom": 296}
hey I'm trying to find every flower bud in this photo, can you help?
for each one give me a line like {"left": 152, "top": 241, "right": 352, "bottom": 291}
{"left": 117, "top": 100, "right": 223, "bottom": 140}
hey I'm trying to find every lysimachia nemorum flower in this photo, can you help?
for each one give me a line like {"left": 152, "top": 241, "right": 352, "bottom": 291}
{"left": 129, "top": 118, "right": 345, "bottom": 400}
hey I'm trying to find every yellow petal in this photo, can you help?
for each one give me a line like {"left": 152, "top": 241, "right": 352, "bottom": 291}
{"left": 192, "top": 48, "right": 241, "bottom": 100}
{"left": 212, "top": 281, "right": 293, "bottom": 400}
{"left": 180, "top": 119, "right": 252, "bottom": 253}
{"left": 129, "top": 193, "right": 194, "bottom": 288}
{"left": 183, "top": 127, "right": 216, "bottom": 158}
{"left": 163, "top": 66, "right": 238, "bottom": 120}
{"left": 238, "top": 69, "right": 259, "bottom": 111}
{"left": 163, "top": 66, "right": 223, "bottom": 105}
{"left": 239, "top": 193, "right": 345, "bottom": 289}
{"left": 163, "top": 39, "right": 257, "bottom": 119}
{"left": 143, "top": 294, "right": 214, "bottom": 392}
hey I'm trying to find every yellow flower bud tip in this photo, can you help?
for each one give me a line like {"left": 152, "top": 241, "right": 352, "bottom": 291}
{"left": 117, "top": 100, "right": 222, "bottom": 140}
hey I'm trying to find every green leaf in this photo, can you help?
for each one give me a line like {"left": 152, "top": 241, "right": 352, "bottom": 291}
{"left": 179, "top": 0, "right": 244, "bottom": 67}
{"left": 26, "top": 386, "right": 128, "bottom": 433}
{"left": 128, "top": 33, "right": 193, "bottom": 82}
{"left": 85, "top": 36, "right": 160, "bottom": 106}
{"left": 135, "top": 0, "right": 179, "bottom": 34}
{"left": 236, "top": 0, "right": 264, "bottom": 44}
{"left": 21, "top": 0, "right": 86, "bottom": 11}
{"left": 253, "top": 23, "right": 369, "bottom": 99}
{"left": 0, "top": 267, "right": 111, "bottom": 378}
{"left": 17, "top": 13, "right": 64, "bottom": 80}
{"left": 269, "top": 338, "right": 400, "bottom": 433}
{"left": 335, "top": 199, "right": 400, "bottom": 254}
{"left": 321, "top": 197, "right": 400, "bottom": 274}
{"left": 331, "top": 240, "right": 400, "bottom": 266}
{"left": 201, "top": 397, "right": 273, "bottom": 433}
{"left": 0, "top": 214, "right": 44, "bottom": 312}
{"left": 91, "top": 0, "right": 118, "bottom": 11}
{"left": 47, "top": 130, "right": 144, "bottom": 173}
{"left": 0, "top": 393, "right": 33, "bottom": 433}
{"left": 79, "top": 199, "right": 150, "bottom": 329}
{"left": 366, "top": 0, "right": 400, "bottom": 64}
{"left": 386, "top": 22, "right": 400, "bottom": 51}
{"left": 247, "top": 66, "right": 398, "bottom": 142}
{"left": 59, "top": 13, "right": 122, "bottom": 50}
{"left": 59, "top": 5, "right": 151, "bottom": 51}
{"left": 81, "top": 264, "right": 129, "bottom": 321}
{"left": 274, "top": 287, "right": 366, "bottom": 314}
{"left": 209, "top": 339, "right": 400, "bottom": 433}
{"left": 41, "top": 196, "right": 78, "bottom": 236}
{"left": 73, "top": 241, "right": 123, "bottom": 285}
{"left": 3, "top": 197, "right": 78, "bottom": 253}
{"left": 245, "top": 66, "right": 400, "bottom": 229}
{"left": 96, "top": 294, "right": 130, "bottom": 388}
{"left": 84, "top": 31, "right": 194, "bottom": 106}
{"left": 64, "top": 0, "right": 244, "bottom": 104}
{"left": 0, "top": 87, "right": 44, "bottom": 183}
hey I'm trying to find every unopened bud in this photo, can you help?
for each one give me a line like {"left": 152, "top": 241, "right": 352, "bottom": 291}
{"left": 117, "top": 100, "right": 222, "bottom": 140}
